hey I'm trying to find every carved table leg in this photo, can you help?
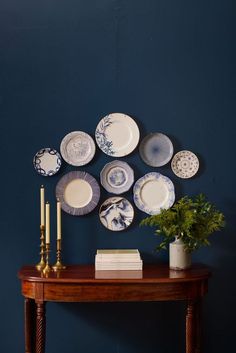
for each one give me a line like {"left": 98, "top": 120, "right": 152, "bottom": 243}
{"left": 186, "top": 300, "right": 196, "bottom": 353}
{"left": 36, "top": 302, "right": 46, "bottom": 353}
{"left": 195, "top": 299, "right": 202, "bottom": 353}
{"left": 25, "top": 298, "right": 35, "bottom": 353}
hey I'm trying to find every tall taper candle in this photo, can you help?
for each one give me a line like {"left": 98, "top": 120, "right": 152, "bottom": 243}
{"left": 40, "top": 185, "right": 45, "bottom": 226}
{"left": 45, "top": 202, "right": 50, "bottom": 244}
{"left": 57, "top": 199, "right": 61, "bottom": 240}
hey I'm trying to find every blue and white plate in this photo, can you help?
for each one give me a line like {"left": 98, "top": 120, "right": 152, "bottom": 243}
{"left": 100, "top": 160, "right": 134, "bottom": 194}
{"left": 139, "top": 133, "right": 174, "bottom": 167}
{"left": 95, "top": 113, "right": 140, "bottom": 157}
{"left": 33, "top": 148, "right": 62, "bottom": 176}
{"left": 171, "top": 150, "right": 199, "bottom": 179}
{"left": 133, "top": 172, "right": 175, "bottom": 215}
{"left": 60, "top": 131, "right": 96, "bottom": 166}
{"left": 99, "top": 197, "right": 134, "bottom": 231}
{"left": 56, "top": 171, "right": 100, "bottom": 216}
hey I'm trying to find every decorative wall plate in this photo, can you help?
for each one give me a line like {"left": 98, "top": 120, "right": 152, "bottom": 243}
{"left": 171, "top": 150, "right": 199, "bottom": 178}
{"left": 99, "top": 197, "right": 134, "bottom": 231}
{"left": 95, "top": 113, "right": 140, "bottom": 157}
{"left": 33, "top": 148, "right": 62, "bottom": 176}
{"left": 100, "top": 160, "right": 134, "bottom": 194}
{"left": 133, "top": 172, "right": 175, "bottom": 215}
{"left": 56, "top": 171, "right": 100, "bottom": 216}
{"left": 60, "top": 131, "right": 96, "bottom": 166}
{"left": 139, "top": 133, "right": 174, "bottom": 167}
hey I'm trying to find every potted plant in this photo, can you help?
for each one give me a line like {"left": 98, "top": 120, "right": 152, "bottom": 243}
{"left": 140, "top": 194, "right": 225, "bottom": 270}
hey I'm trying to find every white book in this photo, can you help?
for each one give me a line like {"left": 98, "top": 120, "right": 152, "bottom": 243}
{"left": 95, "top": 261, "right": 143, "bottom": 271}
{"left": 96, "top": 249, "right": 141, "bottom": 261}
{"left": 95, "top": 255, "right": 141, "bottom": 263}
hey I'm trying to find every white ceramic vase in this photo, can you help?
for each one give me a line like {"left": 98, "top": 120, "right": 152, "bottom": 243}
{"left": 169, "top": 236, "right": 191, "bottom": 270}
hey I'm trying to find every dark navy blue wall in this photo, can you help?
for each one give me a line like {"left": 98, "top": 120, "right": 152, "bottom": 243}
{"left": 1, "top": 0, "right": 235, "bottom": 352}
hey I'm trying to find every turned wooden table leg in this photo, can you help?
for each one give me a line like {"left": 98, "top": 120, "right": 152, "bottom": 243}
{"left": 195, "top": 299, "right": 202, "bottom": 353}
{"left": 25, "top": 298, "right": 35, "bottom": 353}
{"left": 186, "top": 300, "right": 196, "bottom": 353}
{"left": 35, "top": 302, "right": 46, "bottom": 353}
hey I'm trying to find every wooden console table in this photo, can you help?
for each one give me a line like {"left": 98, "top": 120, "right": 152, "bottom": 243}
{"left": 18, "top": 264, "right": 211, "bottom": 353}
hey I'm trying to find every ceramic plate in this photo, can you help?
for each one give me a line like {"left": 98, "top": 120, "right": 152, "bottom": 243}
{"left": 133, "top": 172, "right": 175, "bottom": 215}
{"left": 60, "top": 131, "right": 96, "bottom": 166}
{"left": 56, "top": 171, "right": 100, "bottom": 216}
{"left": 95, "top": 113, "right": 140, "bottom": 157}
{"left": 171, "top": 150, "right": 199, "bottom": 178}
{"left": 33, "top": 148, "right": 62, "bottom": 176}
{"left": 100, "top": 160, "right": 134, "bottom": 194}
{"left": 139, "top": 133, "right": 174, "bottom": 167}
{"left": 99, "top": 197, "right": 134, "bottom": 231}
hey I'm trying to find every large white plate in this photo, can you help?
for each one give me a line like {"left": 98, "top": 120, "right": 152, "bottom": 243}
{"left": 56, "top": 171, "right": 100, "bottom": 216}
{"left": 171, "top": 150, "right": 199, "bottom": 179}
{"left": 60, "top": 131, "right": 96, "bottom": 166}
{"left": 133, "top": 172, "right": 175, "bottom": 215}
{"left": 100, "top": 160, "right": 134, "bottom": 194}
{"left": 33, "top": 148, "right": 61, "bottom": 176}
{"left": 99, "top": 197, "right": 134, "bottom": 231}
{"left": 95, "top": 113, "right": 140, "bottom": 157}
{"left": 139, "top": 133, "right": 173, "bottom": 167}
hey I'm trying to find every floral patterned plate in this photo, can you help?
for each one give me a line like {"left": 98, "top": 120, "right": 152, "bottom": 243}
{"left": 33, "top": 148, "right": 62, "bottom": 176}
{"left": 60, "top": 131, "right": 96, "bottom": 166}
{"left": 133, "top": 172, "right": 175, "bottom": 215}
{"left": 99, "top": 197, "right": 134, "bottom": 231}
{"left": 171, "top": 150, "right": 199, "bottom": 178}
{"left": 95, "top": 113, "right": 140, "bottom": 157}
{"left": 100, "top": 160, "right": 134, "bottom": 194}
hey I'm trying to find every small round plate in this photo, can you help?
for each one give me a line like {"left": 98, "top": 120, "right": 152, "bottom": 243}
{"left": 139, "top": 133, "right": 174, "bottom": 167}
{"left": 56, "top": 171, "right": 100, "bottom": 216}
{"left": 95, "top": 113, "right": 140, "bottom": 157}
{"left": 33, "top": 148, "right": 62, "bottom": 176}
{"left": 99, "top": 197, "right": 134, "bottom": 231}
{"left": 60, "top": 131, "right": 96, "bottom": 166}
{"left": 133, "top": 172, "right": 175, "bottom": 215}
{"left": 100, "top": 160, "right": 134, "bottom": 194}
{"left": 171, "top": 150, "right": 199, "bottom": 178}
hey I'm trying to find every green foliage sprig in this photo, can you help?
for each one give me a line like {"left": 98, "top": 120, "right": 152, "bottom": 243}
{"left": 140, "top": 194, "right": 225, "bottom": 252}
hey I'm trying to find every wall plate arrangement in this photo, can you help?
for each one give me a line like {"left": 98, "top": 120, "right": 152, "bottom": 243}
{"left": 171, "top": 150, "right": 199, "bottom": 178}
{"left": 139, "top": 132, "right": 174, "bottom": 167}
{"left": 99, "top": 197, "right": 134, "bottom": 231}
{"left": 133, "top": 172, "right": 175, "bottom": 215}
{"left": 60, "top": 131, "right": 96, "bottom": 166}
{"left": 56, "top": 171, "right": 100, "bottom": 216}
{"left": 33, "top": 148, "right": 62, "bottom": 176}
{"left": 95, "top": 113, "right": 140, "bottom": 157}
{"left": 100, "top": 160, "right": 134, "bottom": 194}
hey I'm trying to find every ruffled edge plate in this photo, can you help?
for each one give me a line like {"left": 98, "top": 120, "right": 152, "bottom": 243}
{"left": 133, "top": 172, "right": 175, "bottom": 215}
{"left": 56, "top": 171, "right": 100, "bottom": 216}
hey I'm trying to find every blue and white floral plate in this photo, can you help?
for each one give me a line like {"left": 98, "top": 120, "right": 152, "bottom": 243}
{"left": 139, "top": 133, "right": 174, "bottom": 167}
{"left": 60, "top": 131, "right": 96, "bottom": 166}
{"left": 171, "top": 150, "right": 199, "bottom": 179}
{"left": 133, "top": 172, "right": 175, "bottom": 215}
{"left": 56, "top": 171, "right": 100, "bottom": 216}
{"left": 100, "top": 160, "right": 134, "bottom": 194}
{"left": 95, "top": 113, "right": 140, "bottom": 157}
{"left": 33, "top": 148, "right": 62, "bottom": 176}
{"left": 99, "top": 197, "right": 134, "bottom": 231}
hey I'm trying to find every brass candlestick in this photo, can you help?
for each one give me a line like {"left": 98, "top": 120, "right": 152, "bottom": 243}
{"left": 53, "top": 239, "right": 66, "bottom": 272}
{"left": 36, "top": 225, "right": 46, "bottom": 271}
{"left": 43, "top": 243, "right": 51, "bottom": 274}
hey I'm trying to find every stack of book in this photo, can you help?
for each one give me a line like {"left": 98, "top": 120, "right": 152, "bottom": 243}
{"left": 95, "top": 249, "right": 143, "bottom": 271}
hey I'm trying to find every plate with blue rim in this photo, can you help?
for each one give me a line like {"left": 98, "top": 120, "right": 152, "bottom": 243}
{"left": 100, "top": 160, "right": 134, "bottom": 194}
{"left": 33, "top": 148, "right": 62, "bottom": 176}
{"left": 139, "top": 133, "right": 174, "bottom": 167}
{"left": 99, "top": 196, "right": 134, "bottom": 231}
{"left": 95, "top": 113, "right": 140, "bottom": 157}
{"left": 56, "top": 171, "right": 100, "bottom": 216}
{"left": 133, "top": 172, "right": 175, "bottom": 215}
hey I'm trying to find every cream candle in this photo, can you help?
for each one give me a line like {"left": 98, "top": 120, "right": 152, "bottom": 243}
{"left": 57, "top": 199, "right": 61, "bottom": 240}
{"left": 40, "top": 185, "right": 45, "bottom": 226}
{"left": 45, "top": 202, "right": 50, "bottom": 244}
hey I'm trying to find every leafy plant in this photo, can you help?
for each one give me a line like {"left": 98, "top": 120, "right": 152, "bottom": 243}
{"left": 140, "top": 194, "right": 225, "bottom": 252}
